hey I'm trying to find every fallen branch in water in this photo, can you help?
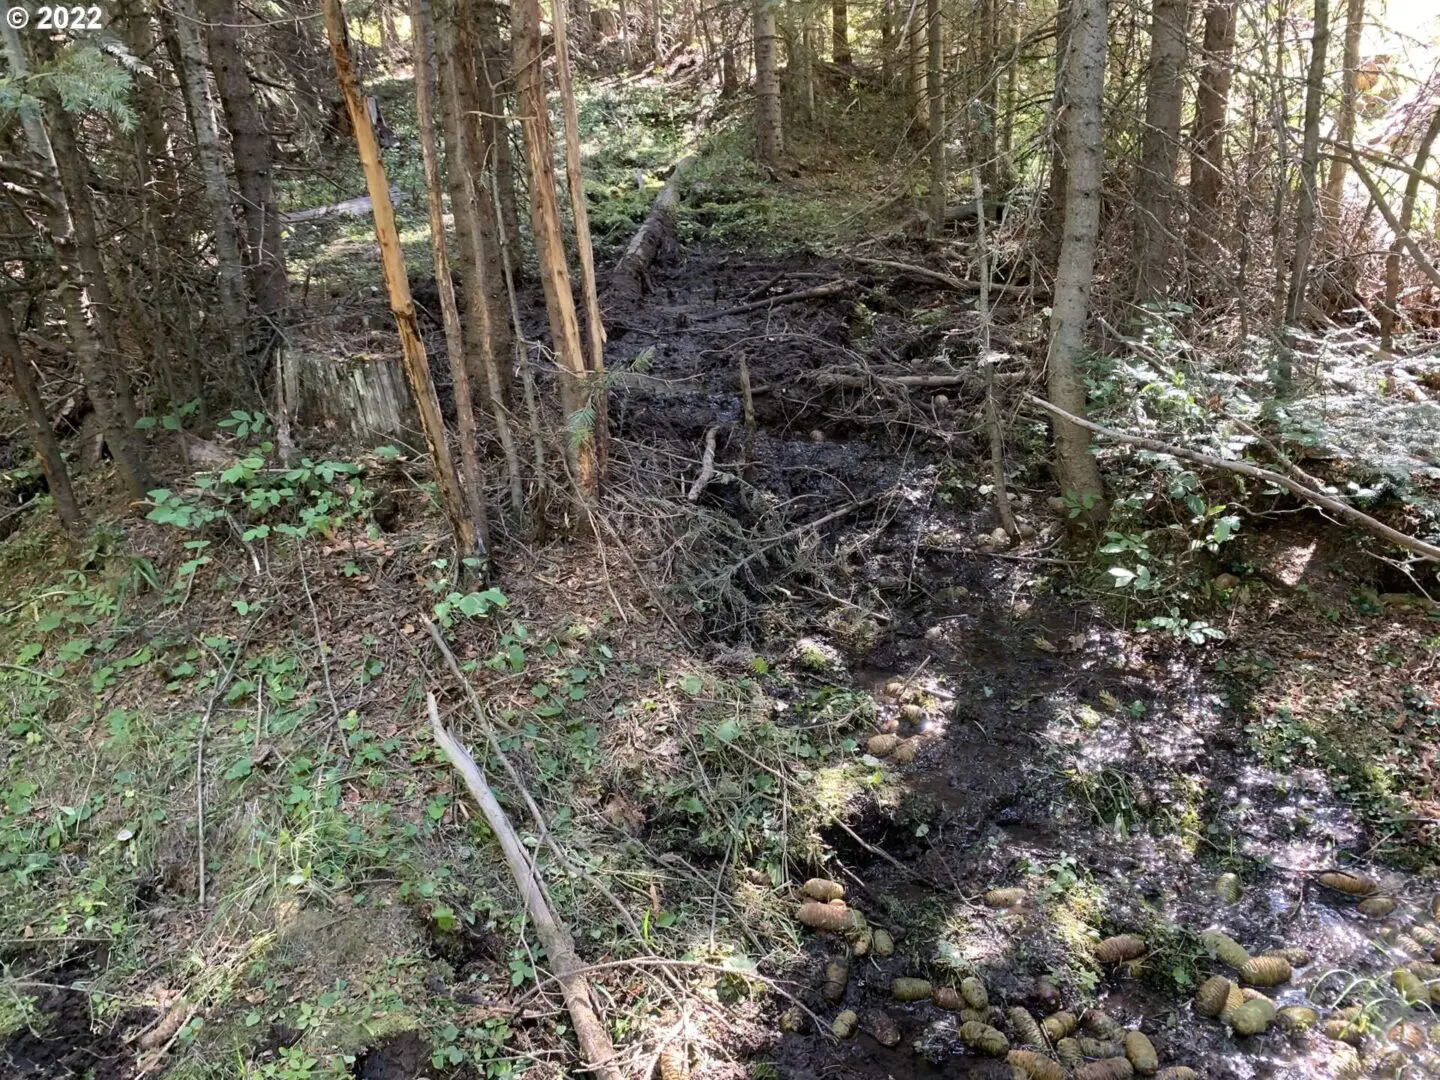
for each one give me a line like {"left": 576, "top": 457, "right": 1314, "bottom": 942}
{"left": 1026, "top": 395, "right": 1440, "bottom": 563}
{"left": 428, "top": 693, "right": 625, "bottom": 1080}
{"left": 694, "top": 279, "right": 848, "bottom": 321}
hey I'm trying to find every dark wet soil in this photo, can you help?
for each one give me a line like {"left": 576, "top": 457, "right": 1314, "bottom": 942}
{"left": 1, "top": 959, "right": 150, "bottom": 1080}
{"left": 354, "top": 1030, "right": 433, "bottom": 1080}
{"left": 606, "top": 241, "right": 1440, "bottom": 1079}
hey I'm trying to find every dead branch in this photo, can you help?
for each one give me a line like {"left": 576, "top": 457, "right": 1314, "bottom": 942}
{"left": 1026, "top": 395, "right": 1440, "bottom": 563}
{"left": 847, "top": 255, "right": 1046, "bottom": 298}
{"left": 694, "top": 279, "right": 849, "bottom": 321}
{"left": 1349, "top": 157, "right": 1440, "bottom": 292}
{"left": 812, "top": 369, "right": 1027, "bottom": 390}
{"left": 687, "top": 425, "right": 719, "bottom": 501}
{"left": 428, "top": 693, "right": 625, "bottom": 1080}
{"left": 610, "top": 154, "right": 697, "bottom": 302}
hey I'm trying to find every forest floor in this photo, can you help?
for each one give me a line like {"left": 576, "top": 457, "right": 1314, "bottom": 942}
{"left": 4, "top": 72, "right": 1440, "bottom": 1080}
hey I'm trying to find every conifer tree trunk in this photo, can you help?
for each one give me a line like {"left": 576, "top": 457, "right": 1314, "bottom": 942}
{"left": 203, "top": 0, "right": 287, "bottom": 323}
{"left": 513, "top": 0, "right": 599, "bottom": 492}
{"left": 908, "top": 8, "right": 926, "bottom": 132}
{"left": 832, "top": 0, "right": 850, "bottom": 63}
{"left": 926, "top": 0, "right": 944, "bottom": 231}
{"left": 551, "top": 0, "right": 610, "bottom": 475}
{"left": 0, "top": 304, "right": 82, "bottom": 530}
{"left": 165, "top": 0, "right": 250, "bottom": 344}
{"left": 322, "top": 0, "right": 486, "bottom": 556}
{"left": 43, "top": 104, "right": 142, "bottom": 432}
{"left": 1322, "top": 0, "right": 1365, "bottom": 229}
{"left": 1280, "top": 0, "right": 1329, "bottom": 394}
{"left": 1187, "top": 1, "right": 1237, "bottom": 272}
{"left": 474, "top": 0, "right": 524, "bottom": 280}
{"left": 1130, "top": 0, "right": 1190, "bottom": 310}
{"left": 412, "top": 0, "right": 495, "bottom": 532}
{"left": 1045, "top": 0, "right": 1106, "bottom": 506}
{"left": 2, "top": 23, "right": 153, "bottom": 501}
{"left": 754, "top": 2, "right": 783, "bottom": 165}
{"left": 451, "top": 0, "right": 515, "bottom": 401}
{"left": 433, "top": 0, "right": 524, "bottom": 511}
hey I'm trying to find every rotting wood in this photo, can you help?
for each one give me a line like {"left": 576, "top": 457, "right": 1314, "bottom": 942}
{"left": 695, "top": 279, "right": 849, "bottom": 321}
{"left": 427, "top": 693, "right": 625, "bottom": 1080}
{"left": 610, "top": 154, "right": 697, "bottom": 301}
{"left": 323, "top": 0, "right": 482, "bottom": 558}
{"left": 1026, "top": 395, "right": 1440, "bottom": 563}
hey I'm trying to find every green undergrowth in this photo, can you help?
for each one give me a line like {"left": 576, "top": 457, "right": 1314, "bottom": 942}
{"left": 0, "top": 439, "right": 906, "bottom": 1075}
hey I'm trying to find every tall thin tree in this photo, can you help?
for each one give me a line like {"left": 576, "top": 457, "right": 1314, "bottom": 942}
{"left": 513, "top": 0, "right": 599, "bottom": 491}
{"left": 1130, "top": 0, "right": 1190, "bottom": 310}
{"left": 1187, "top": 1, "right": 1237, "bottom": 275}
{"left": 754, "top": 0, "right": 783, "bottom": 165}
{"left": 1280, "top": 0, "right": 1330, "bottom": 394}
{"left": 322, "top": 0, "right": 486, "bottom": 556}
{"left": 1044, "top": 0, "right": 1106, "bottom": 505}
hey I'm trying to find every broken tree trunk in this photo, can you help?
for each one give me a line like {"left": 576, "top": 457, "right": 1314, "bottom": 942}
{"left": 610, "top": 155, "right": 697, "bottom": 302}
{"left": 1026, "top": 395, "right": 1440, "bottom": 563}
{"left": 323, "top": 0, "right": 487, "bottom": 557}
{"left": 427, "top": 694, "right": 624, "bottom": 1080}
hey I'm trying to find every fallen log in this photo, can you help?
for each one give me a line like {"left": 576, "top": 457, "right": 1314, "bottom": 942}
{"left": 428, "top": 694, "right": 625, "bottom": 1080}
{"left": 694, "top": 279, "right": 849, "bottom": 321}
{"left": 610, "top": 154, "right": 697, "bottom": 302}
{"left": 1026, "top": 395, "right": 1440, "bottom": 564}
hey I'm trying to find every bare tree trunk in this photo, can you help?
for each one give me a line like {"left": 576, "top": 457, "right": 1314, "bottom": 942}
{"left": 453, "top": 0, "right": 515, "bottom": 402}
{"left": 880, "top": 0, "right": 893, "bottom": 84}
{"left": 165, "top": 0, "right": 250, "bottom": 344}
{"left": 380, "top": 0, "right": 401, "bottom": 62}
{"left": 1130, "top": 0, "right": 1190, "bottom": 311}
{"left": 0, "top": 304, "right": 82, "bottom": 529}
{"left": 791, "top": 22, "right": 815, "bottom": 126}
{"left": 1322, "top": 0, "right": 1364, "bottom": 230}
{"left": 552, "top": 0, "right": 606, "bottom": 377}
{"left": 43, "top": 104, "right": 142, "bottom": 432}
{"left": 513, "top": 0, "right": 599, "bottom": 492}
{"left": 975, "top": 0, "right": 1000, "bottom": 195}
{"left": 832, "top": 0, "right": 850, "bottom": 63}
{"left": 908, "top": 7, "right": 926, "bottom": 132}
{"left": 1044, "top": 0, "right": 1106, "bottom": 505}
{"left": 926, "top": 0, "right": 944, "bottom": 232}
{"left": 203, "top": 0, "right": 287, "bottom": 325}
{"left": 413, "top": 0, "right": 497, "bottom": 533}
{"left": 323, "top": 0, "right": 486, "bottom": 556}
{"left": 1379, "top": 106, "right": 1440, "bottom": 352}
{"left": 119, "top": 0, "right": 181, "bottom": 208}
{"left": 1187, "top": 1, "right": 1236, "bottom": 276}
{"left": 474, "top": 0, "right": 524, "bottom": 281}
{"left": 754, "top": 2, "right": 783, "bottom": 166}
{"left": 1038, "top": 2, "right": 1070, "bottom": 271}
{"left": 973, "top": 173, "right": 1017, "bottom": 540}
{"left": 3, "top": 24, "right": 153, "bottom": 500}
{"left": 552, "top": 0, "right": 610, "bottom": 477}
{"left": 1280, "top": 0, "right": 1329, "bottom": 395}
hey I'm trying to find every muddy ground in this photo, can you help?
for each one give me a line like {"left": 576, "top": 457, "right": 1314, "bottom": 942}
{"left": 601, "top": 237, "right": 1440, "bottom": 1079}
